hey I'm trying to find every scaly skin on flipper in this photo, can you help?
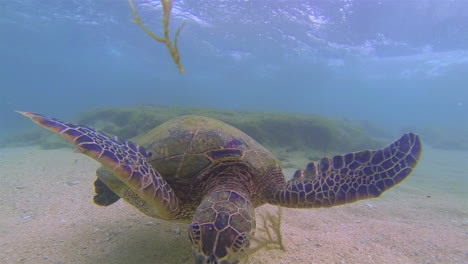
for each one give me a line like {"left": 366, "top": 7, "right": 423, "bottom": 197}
{"left": 16, "top": 111, "right": 179, "bottom": 219}
{"left": 268, "top": 133, "right": 422, "bottom": 208}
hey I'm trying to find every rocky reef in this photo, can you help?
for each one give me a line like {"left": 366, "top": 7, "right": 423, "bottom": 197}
{"left": 2, "top": 106, "right": 383, "bottom": 166}
{"left": 75, "top": 106, "right": 381, "bottom": 153}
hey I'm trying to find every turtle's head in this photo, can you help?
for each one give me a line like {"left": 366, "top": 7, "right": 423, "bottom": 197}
{"left": 189, "top": 190, "right": 255, "bottom": 264}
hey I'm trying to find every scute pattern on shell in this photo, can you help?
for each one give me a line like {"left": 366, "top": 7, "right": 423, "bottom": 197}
{"left": 134, "top": 115, "right": 281, "bottom": 193}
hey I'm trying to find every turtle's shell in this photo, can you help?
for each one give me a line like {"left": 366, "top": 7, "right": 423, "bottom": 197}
{"left": 133, "top": 115, "right": 281, "bottom": 208}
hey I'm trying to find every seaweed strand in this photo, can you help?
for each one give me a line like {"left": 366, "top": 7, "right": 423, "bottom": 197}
{"left": 128, "top": 0, "right": 185, "bottom": 74}
{"left": 236, "top": 206, "right": 286, "bottom": 263}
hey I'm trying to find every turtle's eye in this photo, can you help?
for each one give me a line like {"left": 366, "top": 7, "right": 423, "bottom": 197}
{"left": 188, "top": 222, "right": 201, "bottom": 246}
{"left": 147, "top": 151, "right": 153, "bottom": 157}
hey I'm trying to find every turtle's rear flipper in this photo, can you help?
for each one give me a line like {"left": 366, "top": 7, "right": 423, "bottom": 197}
{"left": 269, "top": 133, "right": 422, "bottom": 208}
{"left": 17, "top": 111, "right": 180, "bottom": 220}
{"left": 93, "top": 178, "right": 120, "bottom": 206}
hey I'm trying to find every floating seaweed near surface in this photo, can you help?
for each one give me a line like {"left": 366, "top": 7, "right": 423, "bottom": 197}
{"left": 128, "top": 0, "right": 185, "bottom": 74}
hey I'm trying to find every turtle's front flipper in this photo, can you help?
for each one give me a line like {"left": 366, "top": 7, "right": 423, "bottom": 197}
{"left": 268, "top": 133, "right": 422, "bottom": 208}
{"left": 17, "top": 111, "right": 179, "bottom": 219}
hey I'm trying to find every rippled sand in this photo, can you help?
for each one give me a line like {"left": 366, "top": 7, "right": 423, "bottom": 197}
{"left": 1, "top": 146, "right": 466, "bottom": 264}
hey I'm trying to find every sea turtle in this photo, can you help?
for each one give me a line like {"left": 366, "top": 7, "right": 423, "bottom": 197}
{"left": 18, "top": 111, "right": 422, "bottom": 264}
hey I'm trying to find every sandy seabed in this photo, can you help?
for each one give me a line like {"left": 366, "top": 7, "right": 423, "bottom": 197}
{"left": 0, "top": 146, "right": 467, "bottom": 264}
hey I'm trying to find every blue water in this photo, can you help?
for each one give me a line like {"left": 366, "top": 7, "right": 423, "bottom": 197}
{"left": 1, "top": 0, "right": 467, "bottom": 138}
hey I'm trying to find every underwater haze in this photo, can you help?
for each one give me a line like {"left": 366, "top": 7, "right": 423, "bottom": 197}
{"left": 2, "top": 1, "right": 468, "bottom": 264}
{"left": 1, "top": 0, "right": 468, "bottom": 141}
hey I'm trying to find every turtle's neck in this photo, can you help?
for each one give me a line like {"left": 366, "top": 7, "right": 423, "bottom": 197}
{"left": 201, "top": 163, "right": 256, "bottom": 200}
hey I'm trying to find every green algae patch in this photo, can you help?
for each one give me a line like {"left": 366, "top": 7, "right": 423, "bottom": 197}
{"left": 2, "top": 106, "right": 380, "bottom": 155}
{"left": 75, "top": 106, "right": 381, "bottom": 154}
